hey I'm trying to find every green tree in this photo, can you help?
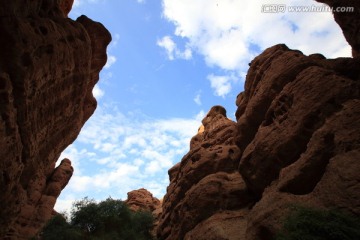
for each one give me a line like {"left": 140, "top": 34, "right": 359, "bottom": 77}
{"left": 41, "top": 197, "right": 155, "bottom": 240}
{"left": 69, "top": 197, "right": 155, "bottom": 240}
{"left": 276, "top": 205, "right": 360, "bottom": 240}
{"left": 41, "top": 214, "right": 82, "bottom": 240}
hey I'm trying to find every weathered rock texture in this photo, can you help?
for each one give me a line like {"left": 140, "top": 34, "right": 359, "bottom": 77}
{"left": 125, "top": 188, "right": 161, "bottom": 212}
{"left": 0, "top": 0, "right": 111, "bottom": 238}
{"left": 125, "top": 188, "right": 162, "bottom": 236}
{"left": 158, "top": 1, "right": 360, "bottom": 239}
{"left": 157, "top": 106, "right": 254, "bottom": 240}
{"left": 237, "top": 43, "right": 360, "bottom": 240}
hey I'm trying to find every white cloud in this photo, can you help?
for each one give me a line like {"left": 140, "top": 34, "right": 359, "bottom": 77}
{"left": 194, "top": 92, "right": 202, "bottom": 106}
{"left": 72, "top": 0, "right": 105, "bottom": 8}
{"left": 161, "top": 0, "right": 352, "bottom": 96}
{"left": 55, "top": 106, "right": 203, "bottom": 212}
{"left": 104, "top": 55, "right": 116, "bottom": 69}
{"left": 92, "top": 84, "right": 104, "bottom": 99}
{"left": 207, "top": 74, "right": 238, "bottom": 98}
{"left": 157, "top": 36, "right": 192, "bottom": 60}
{"left": 112, "top": 34, "right": 120, "bottom": 47}
{"left": 136, "top": 0, "right": 146, "bottom": 4}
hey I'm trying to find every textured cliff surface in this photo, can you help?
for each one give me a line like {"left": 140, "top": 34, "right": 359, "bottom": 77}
{"left": 125, "top": 188, "right": 161, "bottom": 212}
{"left": 125, "top": 188, "right": 162, "bottom": 236}
{"left": 157, "top": 106, "right": 254, "bottom": 240}
{"left": 0, "top": 0, "right": 111, "bottom": 238}
{"left": 158, "top": 46, "right": 359, "bottom": 240}
{"left": 158, "top": 1, "right": 360, "bottom": 239}
{"left": 237, "top": 44, "right": 360, "bottom": 240}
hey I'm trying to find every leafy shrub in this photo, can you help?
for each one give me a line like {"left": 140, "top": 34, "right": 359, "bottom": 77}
{"left": 41, "top": 197, "right": 155, "bottom": 240}
{"left": 276, "top": 205, "right": 360, "bottom": 240}
{"left": 41, "top": 214, "right": 82, "bottom": 240}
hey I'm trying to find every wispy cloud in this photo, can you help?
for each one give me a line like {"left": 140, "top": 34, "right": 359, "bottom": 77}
{"left": 194, "top": 91, "right": 202, "bottom": 106}
{"left": 157, "top": 36, "right": 192, "bottom": 60}
{"left": 73, "top": 0, "right": 105, "bottom": 8}
{"left": 104, "top": 55, "right": 117, "bottom": 69}
{"left": 56, "top": 106, "right": 203, "bottom": 213}
{"left": 207, "top": 74, "right": 238, "bottom": 98}
{"left": 161, "top": 0, "right": 351, "bottom": 97}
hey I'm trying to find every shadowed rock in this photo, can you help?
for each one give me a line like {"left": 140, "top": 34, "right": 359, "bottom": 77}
{"left": 157, "top": 1, "right": 360, "bottom": 239}
{"left": 0, "top": 0, "right": 111, "bottom": 238}
{"left": 157, "top": 106, "right": 254, "bottom": 240}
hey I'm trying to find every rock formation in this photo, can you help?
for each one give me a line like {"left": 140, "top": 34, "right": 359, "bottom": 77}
{"left": 125, "top": 188, "right": 162, "bottom": 237}
{"left": 237, "top": 43, "right": 360, "bottom": 240}
{"left": 125, "top": 188, "right": 161, "bottom": 212}
{"left": 0, "top": 0, "right": 111, "bottom": 238}
{"left": 158, "top": 106, "right": 255, "bottom": 240}
{"left": 158, "top": 1, "right": 360, "bottom": 239}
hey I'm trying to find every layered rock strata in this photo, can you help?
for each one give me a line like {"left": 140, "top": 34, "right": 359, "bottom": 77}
{"left": 0, "top": 0, "right": 111, "bottom": 238}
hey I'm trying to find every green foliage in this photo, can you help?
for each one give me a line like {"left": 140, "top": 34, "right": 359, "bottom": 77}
{"left": 41, "top": 197, "right": 155, "bottom": 240}
{"left": 41, "top": 214, "right": 82, "bottom": 240}
{"left": 276, "top": 205, "right": 360, "bottom": 240}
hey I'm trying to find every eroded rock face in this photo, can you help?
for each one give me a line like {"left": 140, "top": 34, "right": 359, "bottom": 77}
{"left": 158, "top": 1, "right": 359, "bottom": 237}
{"left": 237, "top": 44, "right": 360, "bottom": 197}
{"left": 158, "top": 47, "right": 359, "bottom": 239}
{"left": 235, "top": 44, "right": 360, "bottom": 239}
{"left": 157, "top": 106, "right": 254, "bottom": 240}
{"left": 0, "top": 0, "right": 111, "bottom": 238}
{"left": 125, "top": 188, "right": 162, "bottom": 236}
{"left": 125, "top": 188, "right": 161, "bottom": 212}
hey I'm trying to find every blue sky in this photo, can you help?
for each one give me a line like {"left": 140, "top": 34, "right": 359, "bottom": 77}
{"left": 55, "top": 0, "right": 351, "bottom": 213}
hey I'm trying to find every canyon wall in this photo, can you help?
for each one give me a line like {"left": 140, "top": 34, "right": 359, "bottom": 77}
{"left": 0, "top": 0, "right": 111, "bottom": 238}
{"left": 157, "top": 1, "right": 360, "bottom": 239}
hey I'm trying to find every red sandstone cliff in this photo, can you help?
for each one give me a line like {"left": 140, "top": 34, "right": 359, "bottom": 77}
{"left": 157, "top": 1, "right": 360, "bottom": 239}
{"left": 0, "top": 0, "right": 111, "bottom": 238}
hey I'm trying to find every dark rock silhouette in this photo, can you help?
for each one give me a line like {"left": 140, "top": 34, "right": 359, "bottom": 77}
{"left": 0, "top": 0, "right": 111, "bottom": 238}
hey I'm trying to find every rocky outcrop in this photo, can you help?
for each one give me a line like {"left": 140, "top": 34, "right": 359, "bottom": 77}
{"left": 157, "top": 106, "right": 254, "bottom": 240}
{"left": 158, "top": 1, "right": 360, "bottom": 238}
{"left": 237, "top": 44, "right": 360, "bottom": 197}
{"left": 316, "top": 0, "right": 360, "bottom": 57}
{"left": 158, "top": 46, "right": 359, "bottom": 240}
{"left": 125, "top": 188, "right": 161, "bottom": 212}
{"left": 236, "top": 44, "right": 360, "bottom": 240}
{"left": 59, "top": 0, "right": 74, "bottom": 17}
{"left": 125, "top": 188, "right": 162, "bottom": 237}
{"left": 0, "top": 0, "right": 111, "bottom": 238}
